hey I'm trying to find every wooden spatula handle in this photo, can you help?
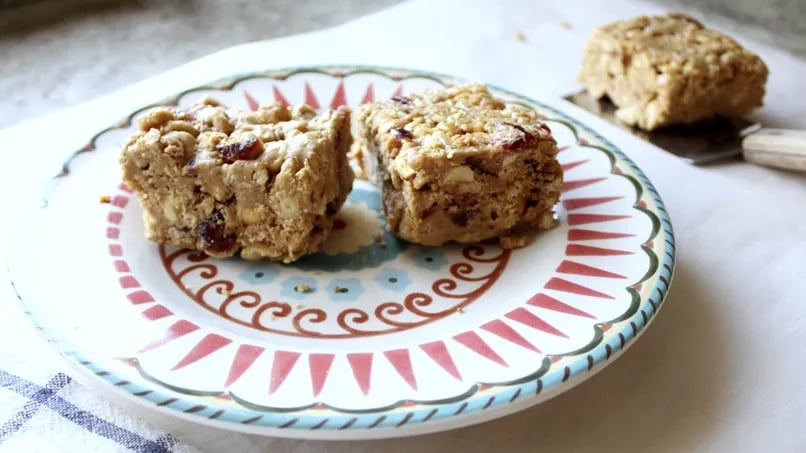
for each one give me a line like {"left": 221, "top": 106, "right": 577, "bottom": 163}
{"left": 742, "top": 128, "right": 806, "bottom": 172}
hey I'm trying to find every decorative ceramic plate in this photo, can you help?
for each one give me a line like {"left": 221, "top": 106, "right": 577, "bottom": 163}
{"left": 8, "top": 66, "right": 674, "bottom": 439}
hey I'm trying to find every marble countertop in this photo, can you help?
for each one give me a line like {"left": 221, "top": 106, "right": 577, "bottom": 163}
{"left": 1, "top": 0, "right": 805, "bottom": 128}
{"left": 0, "top": 0, "right": 403, "bottom": 127}
{"left": 0, "top": 0, "right": 806, "bottom": 127}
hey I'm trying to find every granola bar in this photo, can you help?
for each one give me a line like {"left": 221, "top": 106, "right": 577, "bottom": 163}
{"left": 119, "top": 100, "right": 354, "bottom": 262}
{"left": 351, "top": 83, "right": 562, "bottom": 248}
{"left": 578, "top": 13, "right": 768, "bottom": 130}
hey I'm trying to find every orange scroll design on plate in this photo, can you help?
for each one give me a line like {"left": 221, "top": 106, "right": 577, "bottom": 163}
{"left": 160, "top": 245, "right": 509, "bottom": 339}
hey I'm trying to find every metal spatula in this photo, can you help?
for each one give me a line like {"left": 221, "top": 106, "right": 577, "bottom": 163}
{"left": 564, "top": 90, "right": 806, "bottom": 172}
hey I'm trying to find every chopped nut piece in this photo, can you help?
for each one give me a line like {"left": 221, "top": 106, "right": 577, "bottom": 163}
{"left": 294, "top": 284, "right": 312, "bottom": 294}
{"left": 514, "top": 31, "right": 526, "bottom": 42}
{"left": 560, "top": 20, "right": 572, "bottom": 30}
{"left": 221, "top": 288, "right": 231, "bottom": 296}
{"left": 444, "top": 166, "right": 475, "bottom": 184}
{"left": 138, "top": 108, "right": 175, "bottom": 131}
{"left": 99, "top": 194, "right": 112, "bottom": 204}
{"left": 333, "top": 286, "right": 349, "bottom": 293}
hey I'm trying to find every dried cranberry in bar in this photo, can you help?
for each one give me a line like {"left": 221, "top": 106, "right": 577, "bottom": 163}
{"left": 391, "top": 127, "right": 414, "bottom": 141}
{"left": 216, "top": 136, "right": 264, "bottom": 163}
{"left": 199, "top": 212, "right": 236, "bottom": 252}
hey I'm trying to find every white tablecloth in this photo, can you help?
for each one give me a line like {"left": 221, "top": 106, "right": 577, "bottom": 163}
{"left": 1, "top": 0, "right": 805, "bottom": 451}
